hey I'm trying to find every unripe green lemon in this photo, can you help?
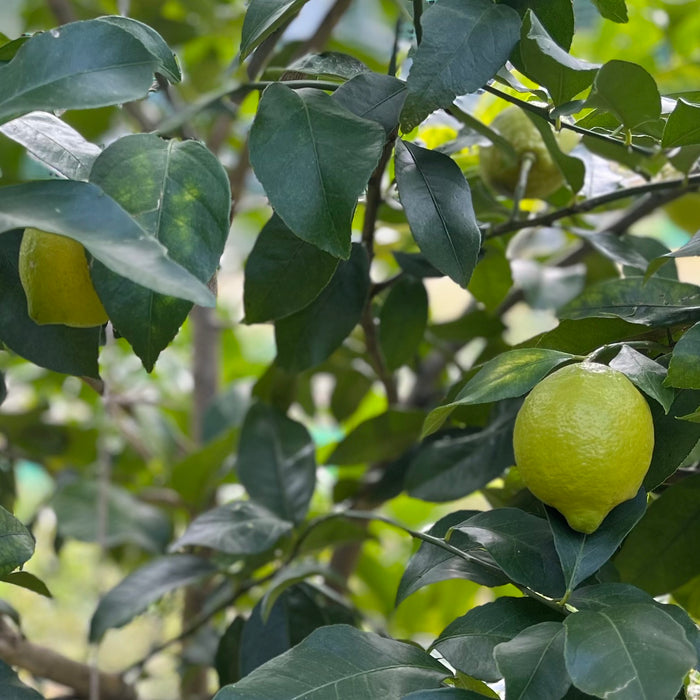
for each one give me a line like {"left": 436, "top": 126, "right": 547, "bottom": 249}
{"left": 19, "top": 228, "right": 109, "bottom": 328}
{"left": 512, "top": 362, "right": 654, "bottom": 533}
{"left": 479, "top": 106, "right": 575, "bottom": 199}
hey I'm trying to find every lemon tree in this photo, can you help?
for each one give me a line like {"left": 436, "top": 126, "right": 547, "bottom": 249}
{"left": 0, "top": 1, "right": 699, "bottom": 700}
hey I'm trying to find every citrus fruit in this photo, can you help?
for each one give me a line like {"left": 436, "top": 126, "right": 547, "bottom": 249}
{"left": 18, "top": 228, "right": 109, "bottom": 328}
{"left": 512, "top": 362, "right": 654, "bottom": 533}
{"left": 479, "top": 106, "right": 576, "bottom": 199}
{"left": 664, "top": 192, "right": 700, "bottom": 234}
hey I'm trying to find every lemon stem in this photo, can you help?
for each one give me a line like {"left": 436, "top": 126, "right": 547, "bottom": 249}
{"left": 510, "top": 152, "right": 536, "bottom": 221}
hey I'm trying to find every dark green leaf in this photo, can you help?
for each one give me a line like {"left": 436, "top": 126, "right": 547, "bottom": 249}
{"left": 667, "top": 321, "right": 700, "bottom": 389}
{"left": 0, "top": 111, "right": 101, "bottom": 180}
{"left": 662, "top": 99, "right": 700, "bottom": 148}
{"left": 216, "top": 617, "right": 245, "bottom": 687}
{"left": 170, "top": 500, "right": 293, "bottom": 556}
{"left": 0, "top": 506, "right": 34, "bottom": 578}
{"left": 590, "top": 0, "right": 628, "bottom": 22}
{"left": 609, "top": 345, "right": 675, "bottom": 412}
{"left": 452, "top": 509, "right": 566, "bottom": 598}
{"left": 243, "top": 214, "right": 338, "bottom": 324}
{"left": 568, "top": 582, "right": 653, "bottom": 612}
{"left": 288, "top": 52, "right": 368, "bottom": 81}
{"left": 330, "top": 368, "right": 373, "bottom": 422}
{"left": 615, "top": 474, "right": 700, "bottom": 595}
{"left": 547, "top": 488, "right": 646, "bottom": 593}
{"left": 89, "top": 554, "right": 218, "bottom": 642}
{"left": 431, "top": 597, "right": 563, "bottom": 682}
{"left": 237, "top": 403, "right": 316, "bottom": 524}
{"left": 575, "top": 230, "right": 651, "bottom": 271}
{"left": 379, "top": 276, "right": 428, "bottom": 370}
{"left": 424, "top": 349, "right": 573, "bottom": 436}
{"left": 468, "top": 241, "right": 512, "bottom": 311}
{"left": 328, "top": 409, "right": 424, "bottom": 465}
{"left": 494, "top": 622, "right": 570, "bottom": 700}
{"left": 403, "top": 690, "right": 488, "bottom": 700}
{"left": 0, "top": 18, "right": 179, "bottom": 125}
{"left": 1, "top": 571, "right": 51, "bottom": 598}
{"left": 401, "top": 0, "right": 521, "bottom": 130}
{"left": 497, "top": 0, "right": 575, "bottom": 49}
{"left": 394, "top": 140, "right": 481, "bottom": 289}
{"left": 396, "top": 511, "right": 509, "bottom": 606}
{"left": 275, "top": 243, "right": 369, "bottom": 372}
{"left": 560, "top": 277, "right": 700, "bottom": 326}
{"left": 240, "top": 0, "right": 310, "bottom": 58}
{"left": 0, "top": 180, "right": 215, "bottom": 306}
{"left": 0, "top": 230, "right": 100, "bottom": 377}
{"left": 648, "top": 231, "right": 700, "bottom": 278}
{"left": 249, "top": 85, "right": 385, "bottom": 259}
{"left": 215, "top": 624, "right": 447, "bottom": 698}
{"left": 563, "top": 604, "right": 696, "bottom": 699}
{"left": 0, "top": 660, "right": 44, "bottom": 699}
{"left": 89, "top": 134, "right": 231, "bottom": 371}
{"left": 585, "top": 60, "right": 661, "bottom": 130}
{"left": 533, "top": 318, "right": 648, "bottom": 355}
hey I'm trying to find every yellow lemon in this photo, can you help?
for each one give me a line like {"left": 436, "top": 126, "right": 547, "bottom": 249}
{"left": 19, "top": 228, "right": 109, "bottom": 328}
{"left": 479, "top": 106, "right": 576, "bottom": 199}
{"left": 512, "top": 362, "right": 654, "bottom": 533}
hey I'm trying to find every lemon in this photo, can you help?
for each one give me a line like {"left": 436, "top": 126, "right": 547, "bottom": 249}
{"left": 479, "top": 106, "right": 576, "bottom": 199}
{"left": 512, "top": 362, "right": 654, "bottom": 533}
{"left": 664, "top": 192, "right": 700, "bottom": 234}
{"left": 19, "top": 228, "right": 109, "bottom": 328}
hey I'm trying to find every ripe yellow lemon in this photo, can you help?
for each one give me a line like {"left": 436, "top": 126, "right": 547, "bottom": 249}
{"left": 512, "top": 362, "right": 654, "bottom": 533}
{"left": 18, "top": 228, "right": 109, "bottom": 328}
{"left": 479, "top": 106, "right": 576, "bottom": 199}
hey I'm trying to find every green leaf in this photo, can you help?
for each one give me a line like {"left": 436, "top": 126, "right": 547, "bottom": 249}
{"left": 590, "top": 0, "right": 628, "bottom": 23}
{"left": 563, "top": 604, "right": 696, "bottom": 699}
{"left": 240, "top": 0, "right": 310, "bottom": 59}
{"left": 424, "top": 349, "right": 573, "bottom": 436}
{"left": 0, "top": 506, "right": 34, "bottom": 578}
{"left": 468, "top": 241, "right": 512, "bottom": 311}
{"left": 214, "top": 624, "right": 448, "bottom": 698}
{"left": 0, "top": 111, "right": 101, "bottom": 180}
{"left": 243, "top": 214, "right": 338, "bottom": 324}
{"left": 52, "top": 479, "right": 172, "bottom": 553}
{"left": 89, "top": 554, "right": 218, "bottom": 642}
{"left": 568, "top": 582, "right": 653, "bottom": 611}
{"left": 518, "top": 12, "right": 599, "bottom": 105}
{"left": 644, "top": 389, "right": 700, "bottom": 489}
{"left": 288, "top": 52, "right": 368, "bottom": 81}
{"left": 431, "top": 597, "right": 563, "bottom": 682}
{"left": 547, "top": 488, "right": 646, "bottom": 593}
{"left": 560, "top": 277, "right": 700, "bottom": 326}
{"left": 330, "top": 368, "right": 373, "bottom": 422}
{"left": 452, "top": 509, "right": 566, "bottom": 598}
{"left": 0, "top": 17, "right": 179, "bottom": 125}
{"left": 394, "top": 140, "right": 481, "bottom": 288}
{"left": 216, "top": 617, "right": 245, "bottom": 687}
{"left": 403, "top": 690, "right": 489, "bottom": 700}
{"left": 609, "top": 345, "right": 675, "bottom": 412}
{"left": 494, "top": 622, "right": 570, "bottom": 700}
{"left": 170, "top": 500, "right": 293, "bottom": 556}
{"left": 0, "top": 230, "right": 100, "bottom": 377}
{"left": 249, "top": 85, "right": 385, "bottom": 259}
{"left": 647, "top": 231, "right": 700, "bottom": 278}
{"left": 663, "top": 99, "right": 700, "bottom": 148}
{"left": 397, "top": 511, "right": 509, "bottom": 606}
{"left": 0, "top": 373, "right": 5, "bottom": 406}
{"left": 0, "top": 660, "right": 44, "bottom": 699}
{"left": 379, "top": 276, "right": 428, "bottom": 370}
{"left": 401, "top": 0, "right": 521, "bottom": 130}
{"left": 275, "top": 243, "right": 370, "bottom": 372}
{"left": 89, "top": 134, "right": 230, "bottom": 371}
{"left": 237, "top": 403, "right": 316, "bottom": 524}
{"left": 497, "top": 0, "right": 575, "bottom": 50}
{"left": 575, "top": 231, "right": 653, "bottom": 272}
{"left": 1, "top": 571, "right": 51, "bottom": 598}
{"left": 614, "top": 473, "right": 700, "bottom": 595}
{"left": 328, "top": 409, "right": 425, "bottom": 465}
{"left": 0, "top": 180, "right": 215, "bottom": 307}
{"left": 585, "top": 60, "right": 661, "bottom": 130}
{"left": 667, "top": 321, "right": 700, "bottom": 389}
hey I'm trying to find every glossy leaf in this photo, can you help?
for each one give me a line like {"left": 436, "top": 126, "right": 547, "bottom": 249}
{"left": 90, "top": 554, "right": 218, "bottom": 642}
{"left": 431, "top": 597, "right": 563, "bottom": 682}
{"left": 663, "top": 99, "right": 700, "bottom": 147}
{"left": 590, "top": 0, "right": 628, "bottom": 22}
{"left": 609, "top": 345, "right": 675, "bottom": 412}
{"left": 614, "top": 474, "right": 700, "bottom": 595}
{"left": 666, "top": 321, "right": 700, "bottom": 389}
{"left": 170, "top": 500, "right": 293, "bottom": 556}
{"left": 0, "top": 506, "right": 34, "bottom": 578}
{"left": 0, "top": 661, "right": 44, "bottom": 699}
{"left": 236, "top": 403, "right": 316, "bottom": 524}
{"left": 240, "top": 0, "right": 310, "bottom": 58}
{"left": 288, "top": 52, "right": 368, "bottom": 81}
{"left": 214, "top": 624, "right": 448, "bottom": 698}
{"left": 0, "top": 111, "right": 101, "bottom": 180}
{"left": 89, "top": 134, "right": 231, "bottom": 371}
{"left": 249, "top": 85, "right": 385, "bottom": 259}
{"left": 394, "top": 140, "right": 481, "bottom": 288}
{"left": 567, "top": 582, "right": 654, "bottom": 612}
{"left": 275, "top": 243, "right": 369, "bottom": 372}
{"left": 0, "top": 17, "right": 179, "bottom": 125}
{"left": 401, "top": 0, "right": 521, "bottom": 130}
{"left": 0, "top": 180, "right": 215, "bottom": 307}
{"left": 243, "top": 214, "right": 338, "bottom": 324}
{"left": 563, "top": 604, "right": 696, "bottom": 700}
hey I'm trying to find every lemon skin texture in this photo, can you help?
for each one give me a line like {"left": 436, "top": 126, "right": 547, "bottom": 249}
{"left": 479, "top": 106, "right": 571, "bottom": 199}
{"left": 18, "top": 228, "right": 109, "bottom": 328}
{"left": 512, "top": 362, "right": 655, "bottom": 534}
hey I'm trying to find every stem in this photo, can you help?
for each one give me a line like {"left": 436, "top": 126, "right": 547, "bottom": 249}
{"left": 511, "top": 152, "right": 536, "bottom": 220}
{"left": 412, "top": 0, "right": 423, "bottom": 45}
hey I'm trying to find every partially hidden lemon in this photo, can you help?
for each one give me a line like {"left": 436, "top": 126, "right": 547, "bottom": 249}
{"left": 19, "top": 228, "right": 109, "bottom": 328}
{"left": 479, "top": 106, "right": 577, "bottom": 199}
{"left": 512, "top": 362, "right": 654, "bottom": 533}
